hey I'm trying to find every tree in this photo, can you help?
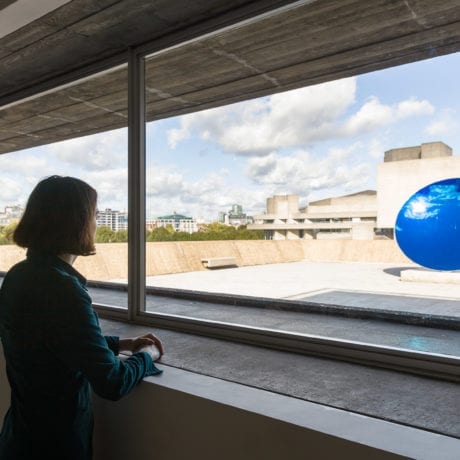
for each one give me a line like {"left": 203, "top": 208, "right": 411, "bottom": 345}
{"left": 143, "top": 222, "right": 264, "bottom": 242}
{"left": 0, "top": 222, "right": 17, "bottom": 245}
{"left": 147, "top": 227, "right": 173, "bottom": 242}
{"left": 113, "top": 230, "right": 128, "bottom": 243}
{"left": 95, "top": 226, "right": 116, "bottom": 243}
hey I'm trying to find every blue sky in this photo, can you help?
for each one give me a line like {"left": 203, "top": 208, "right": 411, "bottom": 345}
{"left": 0, "top": 52, "right": 459, "bottom": 221}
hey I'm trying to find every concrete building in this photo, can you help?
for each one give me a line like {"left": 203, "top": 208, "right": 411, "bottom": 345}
{"left": 96, "top": 209, "right": 128, "bottom": 232}
{"left": 250, "top": 142, "right": 459, "bottom": 241}
{"left": 219, "top": 204, "right": 253, "bottom": 227}
{"left": 148, "top": 212, "right": 198, "bottom": 234}
{"left": 250, "top": 192, "right": 377, "bottom": 240}
{"left": 0, "top": 205, "right": 23, "bottom": 226}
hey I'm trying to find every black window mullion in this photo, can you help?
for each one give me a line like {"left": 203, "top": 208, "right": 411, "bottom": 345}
{"left": 128, "top": 48, "right": 146, "bottom": 320}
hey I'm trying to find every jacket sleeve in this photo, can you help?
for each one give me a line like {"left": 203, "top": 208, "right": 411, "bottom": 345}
{"left": 104, "top": 335, "right": 120, "bottom": 355}
{"left": 49, "top": 277, "right": 161, "bottom": 401}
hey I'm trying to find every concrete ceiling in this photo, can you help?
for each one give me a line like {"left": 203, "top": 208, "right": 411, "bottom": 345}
{"left": 1, "top": 0, "right": 460, "bottom": 155}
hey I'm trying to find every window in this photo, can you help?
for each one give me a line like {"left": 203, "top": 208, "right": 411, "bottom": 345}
{"left": 0, "top": 65, "right": 129, "bottom": 309}
{"left": 0, "top": 4, "right": 458, "bottom": 381}
{"left": 138, "top": 14, "right": 459, "bottom": 373}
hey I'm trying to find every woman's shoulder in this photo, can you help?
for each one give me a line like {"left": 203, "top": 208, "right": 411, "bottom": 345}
{"left": 3, "top": 257, "right": 90, "bottom": 302}
{"left": 48, "top": 265, "right": 91, "bottom": 305}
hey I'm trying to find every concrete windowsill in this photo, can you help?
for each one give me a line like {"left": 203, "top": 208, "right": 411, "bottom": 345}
{"left": 100, "top": 319, "right": 460, "bottom": 440}
{"left": 131, "top": 364, "right": 460, "bottom": 459}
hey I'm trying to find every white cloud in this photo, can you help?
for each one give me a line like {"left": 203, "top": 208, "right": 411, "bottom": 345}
{"left": 367, "top": 138, "right": 386, "bottom": 160}
{"left": 146, "top": 167, "right": 185, "bottom": 197}
{"left": 0, "top": 177, "right": 22, "bottom": 203}
{"left": 141, "top": 161, "right": 279, "bottom": 220}
{"left": 83, "top": 168, "right": 128, "bottom": 210}
{"left": 0, "top": 149, "right": 52, "bottom": 205}
{"left": 0, "top": 149, "right": 48, "bottom": 175}
{"left": 341, "top": 97, "right": 434, "bottom": 135}
{"left": 167, "top": 78, "right": 357, "bottom": 155}
{"left": 425, "top": 109, "right": 458, "bottom": 135}
{"left": 47, "top": 128, "right": 127, "bottom": 170}
{"left": 397, "top": 99, "right": 434, "bottom": 118}
{"left": 167, "top": 80, "right": 435, "bottom": 155}
{"left": 0, "top": 130, "right": 130, "bottom": 209}
{"left": 245, "top": 145, "right": 371, "bottom": 197}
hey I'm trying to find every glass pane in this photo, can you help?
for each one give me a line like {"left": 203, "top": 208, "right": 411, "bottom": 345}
{"left": 0, "top": 65, "right": 129, "bottom": 309}
{"left": 142, "top": 24, "right": 459, "bottom": 357}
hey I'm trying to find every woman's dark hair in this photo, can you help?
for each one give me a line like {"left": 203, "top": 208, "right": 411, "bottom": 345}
{"left": 14, "top": 176, "right": 97, "bottom": 256}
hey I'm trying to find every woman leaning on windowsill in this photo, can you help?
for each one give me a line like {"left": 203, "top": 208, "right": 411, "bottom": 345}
{"left": 0, "top": 176, "right": 164, "bottom": 460}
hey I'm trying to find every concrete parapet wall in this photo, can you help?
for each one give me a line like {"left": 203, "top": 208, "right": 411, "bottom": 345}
{"left": 301, "top": 240, "right": 410, "bottom": 263}
{"left": 145, "top": 240, "right": 306, "bottom": 275}
{"left": 76, "top": 244, "right": 128, "bottom": 280}
{"left": 0, "top": 245, "right": 26, "bottom": 272}
{"left": 0, "top": 240, "right": 411, "bottom": 281}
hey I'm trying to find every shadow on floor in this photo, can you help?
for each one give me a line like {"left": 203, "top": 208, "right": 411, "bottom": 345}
{"left": 383, "top": 266, "right": 423, "bottom": 277}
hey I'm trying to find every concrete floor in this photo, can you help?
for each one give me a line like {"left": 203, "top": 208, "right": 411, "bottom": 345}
{"left": 142, "top": 262, "right": 460, "bottom": 318}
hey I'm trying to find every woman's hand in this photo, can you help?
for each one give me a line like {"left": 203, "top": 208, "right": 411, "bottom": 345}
{"left": 119, "top": 333, "right": 164, "bottom": 356}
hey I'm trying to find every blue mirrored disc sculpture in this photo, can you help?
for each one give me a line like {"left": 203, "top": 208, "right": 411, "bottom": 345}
{"left": 395, "top": 178, "right": 460, "bottom": 271}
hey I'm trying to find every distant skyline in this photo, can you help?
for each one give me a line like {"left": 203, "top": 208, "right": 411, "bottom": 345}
{"left": 0, "top": 52, "right": 458, "bottom": 221}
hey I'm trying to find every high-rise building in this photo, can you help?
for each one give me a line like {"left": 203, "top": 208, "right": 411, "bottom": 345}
{"left": 96, "top": 209, "right": 128, "bottom": 231}
{"left": 219, "top": 204, "right": 253, "bottom": 227}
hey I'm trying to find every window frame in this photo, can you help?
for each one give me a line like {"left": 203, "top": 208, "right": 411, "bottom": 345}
{"left": 1, "top": 7, "right": 459, "bottom": 383}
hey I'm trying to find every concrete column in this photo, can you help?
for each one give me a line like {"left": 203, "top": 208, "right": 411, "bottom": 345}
{"left": 351, "top": 224, "right": 374, "bottom": 240}
{"left": 286, "top": 230, "right": 299, "bottom": 240}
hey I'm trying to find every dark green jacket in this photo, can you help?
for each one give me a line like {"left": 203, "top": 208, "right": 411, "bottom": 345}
{"left": 0, "top": 251, "right": 161, "bottom": 459}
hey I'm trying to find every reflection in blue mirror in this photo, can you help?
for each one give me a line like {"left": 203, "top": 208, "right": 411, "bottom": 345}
{"left": 395, "top": 178, "right": 460, "bottom": 271}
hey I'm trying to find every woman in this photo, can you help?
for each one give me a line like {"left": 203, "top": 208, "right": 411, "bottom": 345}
{"left": 0, "top": 176, "right": 163, "bottom": 459}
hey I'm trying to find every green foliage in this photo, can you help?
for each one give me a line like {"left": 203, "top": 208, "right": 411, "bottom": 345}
{"left": 173, "top": 231, "right": 192, "bottom": 241}
{"left": 0, "top": 222, "right": 262, "bottom": 245}
{"left": 113, "top": 230, "right": 128, "bottom": 243}
{"left": 147, "top": 227, "right": 173, "bottom": 242}
{"left": 0, "top": 222, "right": 17, "bottom": 245}
{"left": 95, "top": 226, "right": 128, "bottom": 243}
{"left": 145, "top": 223, "right": 263, "bottom": 242}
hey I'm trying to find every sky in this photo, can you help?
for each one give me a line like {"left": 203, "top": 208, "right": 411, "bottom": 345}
{"left": 0, "top": 52, "right": 458, "bottom": 222}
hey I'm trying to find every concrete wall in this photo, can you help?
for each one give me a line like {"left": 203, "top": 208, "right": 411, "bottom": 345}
{"left": 316, "top": 232, "right": 351, "bottom": 240}
{"left": 308, "top": 192, "right": 376, "bottom": 213}
{"left": 301, "top": 239, "right": 409, "bottom": 263}
{"left": 383, "top": 141, "right": 452, "bottom": 162}
{"left": 267, "top": 195, "right": 299, "bottom": 216}
{"left": 384, "top": 145, "right": 421, "bottom": 162}
{"left": 351, "top": 223, "right": 375, "bottom": 240}
{"left": 91, "top": 373, "right": 405, "bottom": 460}
{"left": 421, "top": 141, "right": 452, "bottom": 159}
{"left": 0, "top": 245, "right": 26, "bottom": 273}
{"left": 0, "top": 239, "right": 411, "bottom": 280}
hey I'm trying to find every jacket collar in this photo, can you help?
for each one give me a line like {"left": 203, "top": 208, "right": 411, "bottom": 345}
{"left": 26, "top": 250, "right": 87, "bottom": 286}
